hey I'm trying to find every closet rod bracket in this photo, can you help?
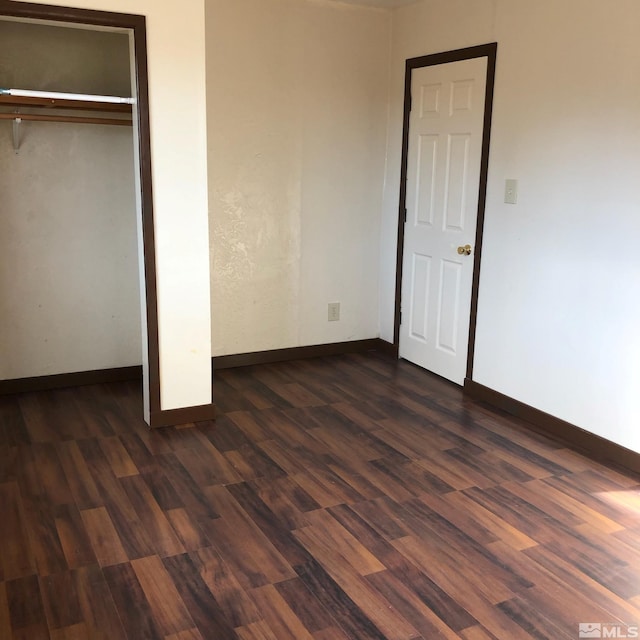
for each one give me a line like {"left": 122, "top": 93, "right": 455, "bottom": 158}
{"left": 12, "top": 116, "right": 22, "bottom": 154}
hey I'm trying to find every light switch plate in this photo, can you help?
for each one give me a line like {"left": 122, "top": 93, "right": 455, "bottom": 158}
{"left": 505, "top": 179, "right": 518, "bottom": 204}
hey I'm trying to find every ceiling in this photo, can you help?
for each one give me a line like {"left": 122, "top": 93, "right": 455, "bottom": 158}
{"left": 329, "top": 0, "right": 420, "bottom": 8}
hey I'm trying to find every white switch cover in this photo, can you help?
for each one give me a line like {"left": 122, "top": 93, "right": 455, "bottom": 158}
{"left": 505, "top": 179, "right": 518, "bottom": 204}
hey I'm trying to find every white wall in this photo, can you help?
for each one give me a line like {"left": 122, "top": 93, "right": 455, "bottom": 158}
{"left": 206, "top": 0, "right": 390, "bottom": 356}
{"left": 10, "top": 0, "right": 213, "bottom": 414}
{"left": 381, "top": 0, "right": 640, "bottom": 453}
{"left": 0, "top": 21, "right": 140, "bottom": 380}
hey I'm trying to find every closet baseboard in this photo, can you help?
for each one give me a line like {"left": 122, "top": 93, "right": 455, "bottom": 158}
{"left": 0, "top": 365, "right": 143, "bottom": 395}
{"left": 212, "top": 338, "right": 393, "bottom": 370}
{"left": 149, "top": 403, "right": 217, "bottom": 428}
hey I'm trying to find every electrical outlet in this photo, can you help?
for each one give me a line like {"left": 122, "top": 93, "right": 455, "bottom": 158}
{"left": 328, "top": 302, "right": 340, "bottom": 322}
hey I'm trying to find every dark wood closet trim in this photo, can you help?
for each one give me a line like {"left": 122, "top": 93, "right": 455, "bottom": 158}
{"left": 149, "top": 403, "right": 217, "bottom": 429}
{"left": 0, "top": 366, "right": 142, "bottom": 395}
{"left": 213, "top": 338, "right": 394, "bottom": 370}
{"left": 464, "top": 378, "right": 640, "bottom": 476}
{"left": 0, "top": 0, "right": 162, "bottom": 423}
{"left": 0, "top": 112, "right": 132, "bottom": 126}
{"left": 393, "top": 43, "right": 497, "bottom": 381}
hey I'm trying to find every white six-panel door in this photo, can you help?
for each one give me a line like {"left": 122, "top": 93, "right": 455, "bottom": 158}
{"left": 399, "top": 57, "right": 487, "bottom": 385}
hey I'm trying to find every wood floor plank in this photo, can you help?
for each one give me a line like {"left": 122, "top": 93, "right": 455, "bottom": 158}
{"left": 485, "top": 539, "right": 640, "bottom": 637}
{"left": 327, "top": 503, "right": 478, "bottom": 632}
{"left": 140, "top": 466, "right": 185, "bottom": 511}
{"left": 275, "top": 577, "right": 337, "bottom": 635}
{"left": 17, "top": 393, "right": 65, "bottom": 444}
{"left": 165, "top": 629, "right": 205, "bottom": 640}
{"left": 226, "top": 481, "right": 313, "bottom": 567}
{"left": 103, "top": 562, "right": 162, "bottom": 640}
{"left": 0, "top": 396, "right": 30, "bottom": 448}
{"left": 235, "top": 620, "right": 279, "bottom": 640}
{"left": 255, "top": 439, "right": 308, "bottom": 477}
{"left": 523, "top": 543, "right": 640, "bottom": 619}
{"left": 392, "top": 536, "right": 533, "bottom": 639}
{"left": 78, "top": 438, "right": 155, "bottom": 560}
{"left": 39, "top": 571, "right": 83, "bottom": 631}
{"left": 312, "top": 626, "right": 352, "bottom": 640}
{"left": 223, "top": 442, "right": 286, "bottom": 482}
{"left": 498, "top": 596, "right": 574, "bottom": 640}
{"left": 380, "top": 504, "right": 519, "bottom": 605}
{"left": 21, "top": 496, "right": 68, "bottom": 577}
{"left": 302, "top": 509, "right": 386, "bottom": 576}
{"left": 326, "top": 462, "right": 387, "bottom": 502}
{"left": 542, "top": 473, "right": 640, "bottom": 529}
{"left": 0, "top": 582, "right": 12, "bottom": 640}
{"left": 175, "top": 438, "right": 242, "bottom": 487}
{"left": 165, "top": 507, "right": 211, "bottom": 552}
{"left": 73, "top": 564, "right": 127, "bottom": 640}
{"left": 156, "top": 452, "right": 220, "bottom": 521}
{"left": 120, "top": 475, "right": 186, "bottom": 558}
{"left": 294, "top": 526, "right": 420, "bottom": 640}
{"left": 411, "top": 450, "right": 477, "bottom": 491}
{"left": 50, "top": 622, "right": 91, "bottom": 640}
{"left": 461, "top": 484, "right": 577, "bottom": 546}
{"left": 131, "top": 555, "right": 195, "bottom": 637}
{"left": 203, "top": 485, "right": 296, "bottom": 589}
{"left": 301, "top": 460, "right": 370, "bottom": 506}
{"left": 347, "top": 459, "right": 417, "bottom": 503}
{"left": 57, "top": 441, "right": 103, "bottom": 510}
{"left": 54, "top": 503, "right": 98, "bottom": 569}
{"left": 365, "top": 570, "right": 465, "bottom": 640}
{"left": 6, "top": 575, "right": 49, "bottom": 640}
{"left": 99, "top": 436, "right": 139, "bottom": 478}
{"left": 80, "top": 507, "right": 128, "bottom": 567}
{"left": 226, "top": 411, "right": 273, "bottom": 443}
{"left": 370, "top": 457, "right": 455, "bottom": 496}
{"left": 251, "top": 476, "right": 320, "bottom": 530}
{"left": 459, "top": 625, "right": 500, "bottom": 640}
{"left": 350, "top": 496, "right": 411, "bottom": 540}
{"left": 194, "top": 545, "right": 261, "bottom": 628}
{"left": 434, "top": 490, "right": 538, "bottom": 551}
{"left": 163, "top": 552, "right": 240, "bottom": 639}
{"left": 294, "top": 557, "right": 388, "bottom": 640}
{"left": 32, "top": 442, "right": 74, "bottom": 507}
{"left": 0, "top": 481, "right": 35, "bottom": 580}
{"left": 250, "top": 584, "right": 315, "bottom": 640}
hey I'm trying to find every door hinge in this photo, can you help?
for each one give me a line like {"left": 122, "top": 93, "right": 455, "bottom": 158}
{"left": 399, "top": 310, "right": 403, "bottom": 325}
{"left": 404, "top": 207, "right": 407, "bottom": 223}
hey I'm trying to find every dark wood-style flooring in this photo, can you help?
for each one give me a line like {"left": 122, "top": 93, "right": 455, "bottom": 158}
{"left": 1, "top": 352, "right": 639, "bottom": 639}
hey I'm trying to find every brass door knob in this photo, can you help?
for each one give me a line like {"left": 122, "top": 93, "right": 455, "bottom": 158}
{"left": 457, "top": 244, "right": 472, "bottom": 256}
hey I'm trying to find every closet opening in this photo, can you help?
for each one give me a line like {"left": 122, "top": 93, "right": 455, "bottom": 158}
{"left": 0, "top": 3, "right": 159, "bottom": 425}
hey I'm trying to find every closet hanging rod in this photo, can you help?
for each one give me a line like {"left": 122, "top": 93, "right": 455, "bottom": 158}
{"left": 0, "top": 94, "right": 131, "bottom": 113}
{"left": 0, "top": 88, "right": 135, "bottom": 105}
{"left": 0, "top": 112, "right": 132, "bottom": 126}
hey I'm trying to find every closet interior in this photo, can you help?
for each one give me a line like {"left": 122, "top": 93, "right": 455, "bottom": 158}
{"left": 0, "top": 18, "right": 143, "bottom": 385}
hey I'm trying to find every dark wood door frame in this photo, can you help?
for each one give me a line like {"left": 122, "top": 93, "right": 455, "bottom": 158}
{"left": 393, "top": 42, "right": 497, "bottom": 381}
{"left": 0, "top": 0, "right": 161, "bottom": 421}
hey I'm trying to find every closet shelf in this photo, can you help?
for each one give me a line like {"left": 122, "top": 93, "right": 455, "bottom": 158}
{"left": 0, "top": 111, "right": 132, "bottom": 126}
{"left": 1, "top": 91, "right": 134, "bottom": 152}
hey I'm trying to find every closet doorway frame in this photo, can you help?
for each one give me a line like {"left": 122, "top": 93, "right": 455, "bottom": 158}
{"left": 0, "top": 0, "right": 160, "bottom": 423}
